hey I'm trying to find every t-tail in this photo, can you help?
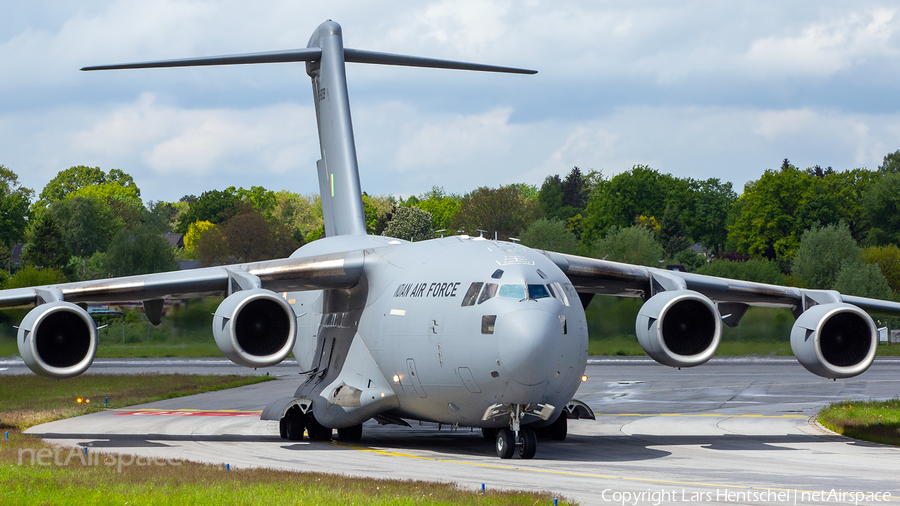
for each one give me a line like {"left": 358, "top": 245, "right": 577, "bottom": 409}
{"left": 82, "top": 20, "right": 536, "bottom": 237}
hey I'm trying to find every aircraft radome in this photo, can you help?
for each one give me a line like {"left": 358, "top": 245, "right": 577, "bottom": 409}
{"left": 4, "top": 20, "right": 900, "bottom": 460}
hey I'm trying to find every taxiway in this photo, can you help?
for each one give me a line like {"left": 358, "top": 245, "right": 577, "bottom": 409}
{"left": 21, "top": 357, "right": 900, "bottom": 505}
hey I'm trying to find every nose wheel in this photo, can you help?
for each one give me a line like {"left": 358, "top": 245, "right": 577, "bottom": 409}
{"left": 495, "top": 427, "right": 537, "bottom": 459}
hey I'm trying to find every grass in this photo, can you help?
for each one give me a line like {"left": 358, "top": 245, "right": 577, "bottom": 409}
{"left": 0, "top": 374, "right": 273, "bottom": 431}
{"left": 817, "top": 399, "right": 900, "bottom": 446}
{"left": 0, "top": 374, "right": 575, "bottom": 506}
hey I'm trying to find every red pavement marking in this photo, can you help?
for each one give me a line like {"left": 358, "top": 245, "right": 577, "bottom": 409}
{"left": 115, "top": 410, "right": 260, "bottom": 417}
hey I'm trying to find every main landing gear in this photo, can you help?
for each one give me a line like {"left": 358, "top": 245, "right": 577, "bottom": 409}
{"left": 279, "top": 406, "right": 363, "bottom": 442}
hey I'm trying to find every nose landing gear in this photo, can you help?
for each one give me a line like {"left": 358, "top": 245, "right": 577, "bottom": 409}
{"left": 494, "top": 404, "right": 538, "bottom": 459}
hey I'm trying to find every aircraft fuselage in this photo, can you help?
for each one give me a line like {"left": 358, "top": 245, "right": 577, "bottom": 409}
{"left": 288, "top": 234, "right": 589, "bottom": 429}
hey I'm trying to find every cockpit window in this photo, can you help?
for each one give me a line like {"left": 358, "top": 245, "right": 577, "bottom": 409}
{"left": 547, "top": 281, "right": 570, "bottom": 306}
{"left": 527, "top": 284, "right": 551, "bottom": 299}
{"left": 477, "top": 283, "right": 499, "bottom": 304}
{"left": 499, "top": 284, "right": 526, "bottom": 300}
{"left": 461, "top": 282, "right": 483, "bottom": 307}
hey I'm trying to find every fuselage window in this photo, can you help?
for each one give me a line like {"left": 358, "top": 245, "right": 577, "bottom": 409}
{"left": 537, "top": 269, "right": 547, "bottom": 279}
{"left": 499, "top": 284, "right": 526, "bottom": 300}
{"left": 527, "top": 284, "right": 551, "bottom": 299}
{"left": 477, "top": 283, "right": 499, "bottom": 304}
{"left": 559, "top": 315, "right": 567, "bottom": 334}
{"left": 461, "top": 282, "right": 484, "bottom": 307}
{"left": 492, "top": 269, "right": 504, "bottom": 279}
{"left": 548, "top": 281, "right": 570, "bottom": 306}
{"left": 481, "top": 315, "right": 497, "bottom": 334}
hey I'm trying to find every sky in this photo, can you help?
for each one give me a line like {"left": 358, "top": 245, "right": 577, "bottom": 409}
{"left": 2, "top": 1, "right": 900, "bottom": 203}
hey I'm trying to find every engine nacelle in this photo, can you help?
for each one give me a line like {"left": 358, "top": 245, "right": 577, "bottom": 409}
{"left": 213, "top": 288, "right": 297, "bottom": 368}
{"left": 17, "top": 301, "right": 98, "bottom": 379}
{"left": 791, "top": 303, "right": 876, "bottom": 379}
{"left": 636, "top": 290, "right": 722, "bottom": 368}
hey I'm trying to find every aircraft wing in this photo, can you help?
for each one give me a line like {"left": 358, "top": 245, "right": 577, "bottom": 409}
{"left": 542, "top": 250, "right": 900, "bottom": 317}
{"left": 0, "top": 250, "right": 364, "bottom": 308}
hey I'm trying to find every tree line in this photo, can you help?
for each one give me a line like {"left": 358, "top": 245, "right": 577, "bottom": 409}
{"left": 2, "top": 149, "right": 900, "bottom": 301}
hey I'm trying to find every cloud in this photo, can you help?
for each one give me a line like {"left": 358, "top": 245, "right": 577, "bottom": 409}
{"left": 743, "top": 8, "right": 900, "bottom": 78}
{"left": 2, "top": 1, "right": 900, "bottom": 203}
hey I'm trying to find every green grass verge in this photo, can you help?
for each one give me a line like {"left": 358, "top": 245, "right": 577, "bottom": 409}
{"left": 0, "top": 374, "right": 273, "bottom": 431}
{"left": 817, "top": 399, "right": 900, "bottom": 446}
{"left": 0, "top": 375, "right": 575, "bottom": 506}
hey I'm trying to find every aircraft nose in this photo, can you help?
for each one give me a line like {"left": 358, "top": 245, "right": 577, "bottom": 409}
{"left": 497, "top": 309, "right": 561, "bottom": 386}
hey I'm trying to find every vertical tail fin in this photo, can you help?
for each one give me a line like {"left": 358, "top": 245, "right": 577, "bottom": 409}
{"left": 82, "top": 20, "right": 536, "bottom": 237}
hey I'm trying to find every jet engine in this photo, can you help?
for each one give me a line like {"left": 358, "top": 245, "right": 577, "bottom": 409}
{"left": 17, "top": 301, "right": 98, "bottom": 379}
{"left": 790, "top": 303, "right": 876, "bottom": 379}
{"left": 636, "top": 290, "right": 722, "bottom": 368}
{"left": 213, "top": 288, "right": 297, "bottom": 368}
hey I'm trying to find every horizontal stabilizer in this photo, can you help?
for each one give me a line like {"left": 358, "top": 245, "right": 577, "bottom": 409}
{"left": 343, "top": 48, "right": 537, "bottom": 74}
{"left": 81, "top": 48, "right": 324, "bottom": 71}
{"left": 82, "top": 48, "right": 536, "bottom": 75}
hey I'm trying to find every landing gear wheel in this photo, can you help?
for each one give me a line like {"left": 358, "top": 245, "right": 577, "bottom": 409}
{"left": 496, "top": 428, "right": 515, "bottom": 459}
{"left": 517, "top": 428, "right": 537, "bottom": 459}
{"left": 337, "top": 424, "right": 363, "bottom": 442}
{"left": 307, "top": 417, "right": 333, "bottom": 441}
{"left": 482, "top": 428, "right": 497, "bottom": 441}
{"left": 548, "top": 414, "right": 567, "bottom": 441}
{"left": 284, "top": 410, "right": 306, "bottom": 441}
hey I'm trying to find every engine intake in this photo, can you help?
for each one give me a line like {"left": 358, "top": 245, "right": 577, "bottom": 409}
{"left": 213, "top": 288, "right": 297, "bottom": 368}
{"left": 790, "top": 303, "right": 876, "bottom": 379}
{"left": 636, "top": 290, "right": 722, "bottom": 368}
{"left": 18, "top": 301, "right": 98, "bottom": 379}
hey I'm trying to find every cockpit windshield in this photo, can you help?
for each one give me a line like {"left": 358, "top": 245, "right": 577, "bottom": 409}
{"left": 498, "top": 284, "right": 526, "bottom": 299}
{"left": 527, "top": 284, "right": 550, "bottom": 299}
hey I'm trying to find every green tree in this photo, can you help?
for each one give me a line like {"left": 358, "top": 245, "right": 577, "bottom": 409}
{"left": 175, "top": 189, "right": 241, "bottom": 233}
{"left": 362, "top": 194, "right": 395, "bottom": 235}
{"left": 683, "top": 178, "right": 737, "bottom": 254}
{"left": 581, "top": 165, "right": 689, "bottom": 246}
{"left": 223, "top": 211, "right": 299, "bottom": 263}
{"left": 103, "top": 224, "right": 178, "bottom": 277}
{"left": 658, "top": 206, "right": 691, "bottom": 259}
{"left": 863, "top": 172, "right": 900, "bottom": 246}
{"left": 230, "top": 185, "right": 278, "bottom": 218}
{"left": 519, "top": 218, "right": 577, "bottom": 254}
{"left": 142, "top": 201, "right": 179, "bottom": 234}
{"left": 878, "top": 149, "right": 900, "bottom": 175}
{"left": 272, "top": 191, "right": 323, "bottom": 242}
{"left": 729, "top": 163, "right": 875, "bottom": 258}
{"left": 538, "top": 167, "right": 598, "bottom": 223}
{"left": 452, "top": 186, "right": 542, "bottom": 239}
{"left": 791, "top": 223, "right": 861, "bottom": 290}
{"left": 22, "top": 214, "right": 71, "bottom": 271}
{"left": 383, "top": 206, "right": 433, "bottom": 242}
{"left": 405, "top": 187, "right": 461, "bottom": 231}
{"left": 0, "top": 165, "right": 33, "bottom": 248}
{"left": 674, "top": 249, "right": 707, "bottom": 272}
{"left": 48, "top": 196, "right": 119, "bottom": 257}
{"left": 591, "top": 226, "right": 663, "bottom": 267}
{"left": 36, "top": 166, "right": 139, "bottom": 209}
{"left": 7, "top": 266, "right": 67, "bottom": 288}
{"left": 862, "top": 245, "right": 900, "bottom": 293}
{"left": 728, "top": 164, "right": 812, "bottom": 259}
{"left": 833, "top": 262, "right": 892, "bottom": 300}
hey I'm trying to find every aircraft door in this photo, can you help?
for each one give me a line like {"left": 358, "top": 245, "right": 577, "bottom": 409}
{"left": 406, "top": 359, "right": 427, "bottom": 398}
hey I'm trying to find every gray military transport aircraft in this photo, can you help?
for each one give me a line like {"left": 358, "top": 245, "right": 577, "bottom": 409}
{"left": 5, "top": 20, "right": 900, "bottom": 459}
